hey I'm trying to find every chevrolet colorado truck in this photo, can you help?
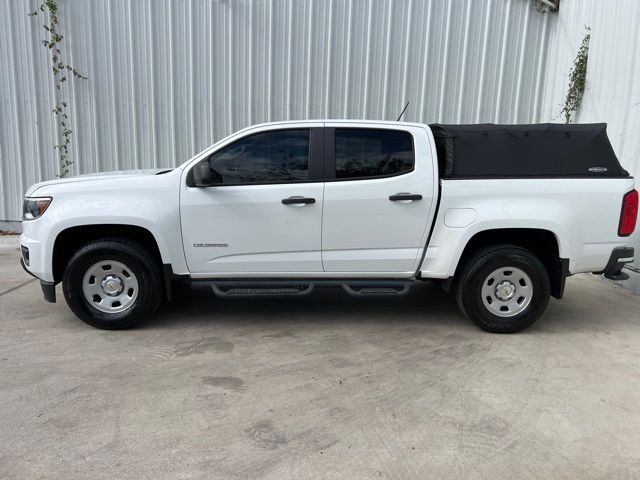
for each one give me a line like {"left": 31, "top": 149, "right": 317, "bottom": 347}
{"left": 20, "top": 121, "right": 638, "bottom": 333}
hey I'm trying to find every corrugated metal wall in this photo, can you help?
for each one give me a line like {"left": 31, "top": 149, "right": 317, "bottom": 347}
{"left": 539, "top": 0, "right": 640, "bottom": 268}
{"left": 0, "top": 0, "right": 552, "bottom": 221}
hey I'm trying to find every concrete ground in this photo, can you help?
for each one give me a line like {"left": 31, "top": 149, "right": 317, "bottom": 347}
{"left": 1, "top": 235, "right": 640, "bottom": 480}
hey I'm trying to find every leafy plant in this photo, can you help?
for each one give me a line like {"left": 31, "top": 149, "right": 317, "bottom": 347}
{"left": 560, "top": 27, "right": 590, "bottom": 124}
{"left": 29, "top": 0, "right": 87, "bottom": 177}
{"left": 531, "top": 0, "right": 560, "bottom": 14}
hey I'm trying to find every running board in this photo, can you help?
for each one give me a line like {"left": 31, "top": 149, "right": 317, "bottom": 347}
{"left": 191, "top": 279, "right": 414, "bottom": 298}
{"left": 342, "top": 281, "right": 412, "bottom": 297}
{"left": 212, "top": 283, "right": 314, "bottom": 297}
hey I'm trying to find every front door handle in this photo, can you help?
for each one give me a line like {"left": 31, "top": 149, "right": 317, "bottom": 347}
{"left": 389, "top": 193, "right": 422, "bottom": 201}
{"left": 282, "top": 196, "right": 316, "bottom": 205}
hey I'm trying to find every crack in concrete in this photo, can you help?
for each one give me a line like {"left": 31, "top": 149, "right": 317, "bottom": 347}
{"left": 0, "top": 278, "right": 37, "bottom": 297}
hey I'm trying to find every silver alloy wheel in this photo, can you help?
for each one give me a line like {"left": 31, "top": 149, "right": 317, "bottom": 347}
{"left": 480, "top": 266, "right": 533, "bottom": 317}
{"left": 82, "top": 260, "right": 139, "bottom": 314}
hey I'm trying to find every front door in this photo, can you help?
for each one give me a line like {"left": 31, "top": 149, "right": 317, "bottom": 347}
{"left": 181, "top": 126, "right": 324, "bottom": 275}
{"left": 321, "top": 125, "right": 436, "bottom": 273}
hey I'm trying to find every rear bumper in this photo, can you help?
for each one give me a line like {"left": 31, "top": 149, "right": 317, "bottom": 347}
{"left": 599, "top": 247, "right": 635, "bottom": 280}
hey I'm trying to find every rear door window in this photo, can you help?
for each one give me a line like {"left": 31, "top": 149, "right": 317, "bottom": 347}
{"left": 334, "top": 129, "right": 414, "bottom": 179}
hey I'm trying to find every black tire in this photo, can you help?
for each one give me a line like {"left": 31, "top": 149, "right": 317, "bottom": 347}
{"left": 62, "top": 238, "right": 162, "bottom": 329}
{"left": 454, "top": 245, "right": 550, "bottom": 333}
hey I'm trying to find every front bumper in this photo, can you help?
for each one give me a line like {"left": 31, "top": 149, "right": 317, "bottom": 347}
{"left": 19, "top": 231, "right": 53, "bottom": 282}
{"left": 20, "top": 256, "right": 56, "bottom": 303}
{"left": 599, "top": 246, "right": 635, "bottom": 281}
{"left": 20, "top": 205, "right": 59, "bottom": 301}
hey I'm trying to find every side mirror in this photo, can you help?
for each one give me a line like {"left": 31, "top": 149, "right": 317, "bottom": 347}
{"left": 193, "top": 162, "right": 213, "bottom": 187}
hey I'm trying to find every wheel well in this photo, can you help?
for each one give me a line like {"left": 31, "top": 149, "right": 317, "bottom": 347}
{"left": 455, "top": 228, "right": 567, "bottom": 299}
{"left": 52, "top": 224, "right": 164, "bottom": 285}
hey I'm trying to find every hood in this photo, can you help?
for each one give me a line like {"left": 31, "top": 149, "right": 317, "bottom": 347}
{"left": 26, "top": 168, "right": 173, "bottom": 196}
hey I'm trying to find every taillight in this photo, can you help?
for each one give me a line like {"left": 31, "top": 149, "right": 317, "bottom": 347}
{"left": 619, "top": 189, "right": 638, "bottom": 236}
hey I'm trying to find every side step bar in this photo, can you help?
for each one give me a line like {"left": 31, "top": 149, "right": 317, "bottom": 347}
{"left": 191, "top": 279, "right": 414, "bottom": 298}
{"left": 342, "top": 281, "right": 412, "bottom": 297}
{"left": 212, "top": 283, "right": 315, "bottom": 297}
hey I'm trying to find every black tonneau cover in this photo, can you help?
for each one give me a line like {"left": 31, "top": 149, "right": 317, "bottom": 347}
{"left": 430, "top": 123, "right": 629, "bottom": 179}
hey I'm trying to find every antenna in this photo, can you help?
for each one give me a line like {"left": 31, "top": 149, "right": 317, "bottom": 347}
{"left": 396, "top": 102, "right": 410, "bottom": 121}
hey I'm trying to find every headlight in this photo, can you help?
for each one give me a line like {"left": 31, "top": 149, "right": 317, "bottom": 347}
{"left": 23, "top": 197, "right": 52, "bottom": 220}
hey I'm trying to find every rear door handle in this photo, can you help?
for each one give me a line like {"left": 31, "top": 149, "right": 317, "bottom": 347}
{"left": 282, "top": 196, "right": 316, "bottom": 205}
{"left": 389, "top": 193, "right": 422, "bottom": 201}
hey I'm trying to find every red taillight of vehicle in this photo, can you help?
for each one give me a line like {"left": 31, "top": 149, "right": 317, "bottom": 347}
{"left": 619, "top": 189, "right": 638, "bottom": 236}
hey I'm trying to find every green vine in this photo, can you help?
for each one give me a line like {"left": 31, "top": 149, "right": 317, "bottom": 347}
{"left": 28, "top": 0, "right": 87, "bottom": 177}
{"left": 561, "top": 27, "right": 590, "bottom": 124}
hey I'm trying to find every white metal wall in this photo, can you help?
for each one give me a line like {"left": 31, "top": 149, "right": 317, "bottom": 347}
{"left": 0, "top": 0, "right": 552, "bottom": 221}
{"left": 539, "top": 0, "right": 640, "bottom": 268}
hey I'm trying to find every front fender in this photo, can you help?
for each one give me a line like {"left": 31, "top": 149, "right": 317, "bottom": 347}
{"left": 21, "top": 170, "right": 188, "bottom": 282}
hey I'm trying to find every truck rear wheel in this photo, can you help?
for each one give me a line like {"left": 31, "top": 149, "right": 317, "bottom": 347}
{"left": 62, "top": 238, "right": 162, "bottom": 329}
{"left": 455, "top": 245, "right": 550, "bottom": 333}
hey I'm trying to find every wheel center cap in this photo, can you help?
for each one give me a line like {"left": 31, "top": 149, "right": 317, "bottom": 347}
{"left": 495, "top": 280, "right": 516, "bottom": 301}
{"left": 102, "top": 275, "right": 124, "bottom": 296}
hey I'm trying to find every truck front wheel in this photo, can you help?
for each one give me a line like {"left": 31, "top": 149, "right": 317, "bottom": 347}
{"left": 455, "top": 245, "right": 550, "bottom": 333}
{"left": 62, "top": 238, "right": 162, "bottom": 329}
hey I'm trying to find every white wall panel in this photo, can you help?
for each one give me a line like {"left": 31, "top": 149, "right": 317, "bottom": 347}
{"left": 540, "top": 0, "right": 640, "bottom": 268}
{"left": 1, "top": 0, "right": 553, "bottom": 221}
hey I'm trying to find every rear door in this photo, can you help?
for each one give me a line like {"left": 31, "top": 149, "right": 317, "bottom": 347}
{"left": 321, "top": 124, "right": 437, "bottom": 273}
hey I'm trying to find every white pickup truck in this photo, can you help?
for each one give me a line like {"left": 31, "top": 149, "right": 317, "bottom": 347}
{"left": 20, "top": 121, "right": 637, "bottom": 333}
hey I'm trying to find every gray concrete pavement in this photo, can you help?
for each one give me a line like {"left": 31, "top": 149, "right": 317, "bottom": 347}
{"left": 1, "top": 234, "right": 640, "bottom": 479}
